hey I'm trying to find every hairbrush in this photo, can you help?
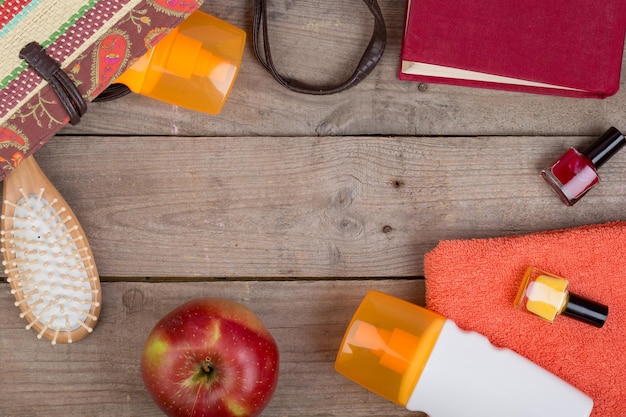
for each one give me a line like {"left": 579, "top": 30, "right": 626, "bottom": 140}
{"left": 1, "top": 156, "right": 101, "bottom": 344}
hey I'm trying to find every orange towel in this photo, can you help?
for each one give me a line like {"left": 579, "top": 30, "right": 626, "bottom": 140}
{"left": 424, "top": 222, "right": 626, "bottom": 417}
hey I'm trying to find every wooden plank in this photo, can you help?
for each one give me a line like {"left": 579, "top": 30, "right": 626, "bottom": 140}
{"left": 0, "top": 279, "right": 424, "bottom": 417}
{"left": 65, "top": 0, "right": 626, "bottom": 138}
{"left": 3, "top": 2, "right": 623, "bottom": 417}
{"left": 6, "top": 134, "right": 622, "bottom": 279}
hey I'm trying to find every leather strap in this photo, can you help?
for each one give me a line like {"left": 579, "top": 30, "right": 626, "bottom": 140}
{"left": 19, "top": 42, "right": 87, "bottom": 125}
{"left": 93, "top": 83, "right": 132, "bottom": 102}
{"left": 252, "top": 0, "right": 386, "bottom": 95}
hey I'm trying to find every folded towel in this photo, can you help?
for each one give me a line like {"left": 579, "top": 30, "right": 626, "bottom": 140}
{"left": 424, "top": 222, "right": 626, "bottom": 417}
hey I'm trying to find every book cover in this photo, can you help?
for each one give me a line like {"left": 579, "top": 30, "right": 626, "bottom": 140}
{"left": 399, "top": 0, "right": 626, "bottom": 98}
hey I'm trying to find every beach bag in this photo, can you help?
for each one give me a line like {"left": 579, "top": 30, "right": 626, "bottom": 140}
{"left": 0, "top": 0, "right": 204, "bottom": 181}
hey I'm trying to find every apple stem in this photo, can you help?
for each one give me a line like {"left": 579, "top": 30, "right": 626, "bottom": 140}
{"left": 201, "top": 358, "right": 213, "bottom": 375}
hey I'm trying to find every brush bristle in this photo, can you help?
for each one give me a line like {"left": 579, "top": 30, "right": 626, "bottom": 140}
{"left": 2, "top": 187, "right": 100, "bottom": 345}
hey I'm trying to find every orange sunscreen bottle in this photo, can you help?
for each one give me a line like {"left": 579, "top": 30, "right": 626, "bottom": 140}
{"left": 115, "top": 11, "right": 245, "bottom": 114}
{"left": 515, "top": 267, "right": 608, "bottom": 327}
{"left": 335, "top": 290, "right": 593, "bottom": 417}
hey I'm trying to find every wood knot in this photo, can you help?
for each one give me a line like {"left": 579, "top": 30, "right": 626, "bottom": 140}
{"left": 122, "top": 288, "right": 145, "bottom": 313}
{"left": 336, "top": 216, "right": 364, "bottom": 237}
{"left": 382, "top": 225, "right": 393, "bottom": 234}
{"left": 330, "top": 185, "right": 356, "bottom": 210}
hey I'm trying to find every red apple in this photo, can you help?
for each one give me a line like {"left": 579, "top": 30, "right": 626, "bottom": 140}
{"left": 141, "top": 297, "right": 279, "bottom": 417}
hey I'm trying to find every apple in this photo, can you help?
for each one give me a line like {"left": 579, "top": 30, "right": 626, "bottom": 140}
{"left": 141, "top": 297, "right": 279, "bottom": 417}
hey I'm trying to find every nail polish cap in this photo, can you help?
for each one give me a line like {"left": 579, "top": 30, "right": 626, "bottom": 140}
{"left": 582, "top": 127, "right": 625, "bottom": 169}
{"left": 563, "top": 293, "right": 608, "bottom": 328}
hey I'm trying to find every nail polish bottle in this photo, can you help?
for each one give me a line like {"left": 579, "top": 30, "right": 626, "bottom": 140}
{"left": 335, "top": 290, "right": 593, "bottom": 417}
{"left": 541, "top": 127, "right": 625, "bottom": 206}
{"left": 515, "top": 267, "right": 608, "bottom": 327}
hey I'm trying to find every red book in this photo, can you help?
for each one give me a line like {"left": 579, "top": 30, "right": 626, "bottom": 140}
{"left": 398, "top": 0, "right": 626, "bottom": 98}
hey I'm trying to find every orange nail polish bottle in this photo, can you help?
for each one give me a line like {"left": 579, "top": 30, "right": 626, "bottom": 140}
{"left": 515, "top": 266, "right": 608, "bottom": 327}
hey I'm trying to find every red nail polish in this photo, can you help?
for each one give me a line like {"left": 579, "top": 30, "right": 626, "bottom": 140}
{"left": 541, "top": 127, "right": 625, "bottom": 206}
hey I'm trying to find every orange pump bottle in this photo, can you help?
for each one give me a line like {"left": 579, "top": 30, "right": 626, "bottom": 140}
{"left": 116, "top": 11, "right": 245, "bottom": 114}
{"left": 335, "top": 291, "right": 593, "bottom": 417}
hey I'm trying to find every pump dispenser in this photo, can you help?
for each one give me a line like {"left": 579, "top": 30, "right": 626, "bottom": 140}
{"left": 115, "top": 11, "right": 245, "bottom": 114}
{"left": 335, "top": 290, "right": 593, "bottom": 417}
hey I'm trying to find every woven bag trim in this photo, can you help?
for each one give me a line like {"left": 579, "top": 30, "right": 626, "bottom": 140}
{"left": 0, "top": 0, "right": 143, "bottom": 124}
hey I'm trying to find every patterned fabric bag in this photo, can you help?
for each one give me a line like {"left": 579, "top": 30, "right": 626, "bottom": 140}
{"left": 0, "top": 0, "right": 203, "bottom": 181}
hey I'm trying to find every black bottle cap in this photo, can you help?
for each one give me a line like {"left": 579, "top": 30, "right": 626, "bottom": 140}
{"left": 582, "top": 126, "right": 625, "bottom": 169}
{"left": 563, "top": 293, "right": 608, "bottom": 328}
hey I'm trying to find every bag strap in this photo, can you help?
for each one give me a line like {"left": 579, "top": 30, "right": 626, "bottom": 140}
{"left": 20, "top": 42, "right": 87, "bottom": 125}
{"left": 252, "top": 0, "right": 386, "bottom": 95}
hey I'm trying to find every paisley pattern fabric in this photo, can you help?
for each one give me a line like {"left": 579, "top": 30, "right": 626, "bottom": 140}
{"left": 0, "top": 0, "right": 203, "bottom": 179}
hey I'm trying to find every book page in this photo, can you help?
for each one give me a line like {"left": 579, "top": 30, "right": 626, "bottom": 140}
{"left": 402, "top": 62, "right": 584, "bottom": 91}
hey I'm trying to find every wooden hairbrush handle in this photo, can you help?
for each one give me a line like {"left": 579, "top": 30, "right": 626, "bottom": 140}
{"left": 1, "top": 156, "right": 101, "bottom": 344}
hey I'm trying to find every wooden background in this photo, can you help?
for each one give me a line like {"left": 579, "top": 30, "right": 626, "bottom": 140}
{"left": 2, "top": 0, "right": 626, "bottom": 416}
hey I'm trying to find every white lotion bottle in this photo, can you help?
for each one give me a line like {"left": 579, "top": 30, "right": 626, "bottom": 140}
{"left": 335, "top": 290, "right": 593, "bottom": 417}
